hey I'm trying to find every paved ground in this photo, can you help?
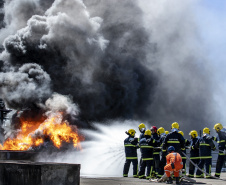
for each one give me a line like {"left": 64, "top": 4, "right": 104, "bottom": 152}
{"left": 81, "top": 173, "right": 226, "bottom": 185}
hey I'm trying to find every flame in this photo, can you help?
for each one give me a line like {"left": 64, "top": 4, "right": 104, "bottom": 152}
{"left": 0, "top": 112, "right": 83, "bottom": 151}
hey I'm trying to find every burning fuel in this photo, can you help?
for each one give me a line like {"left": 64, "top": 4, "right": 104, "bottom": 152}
{"left": 0, "top": 112, "right": 82, "bottom": 151}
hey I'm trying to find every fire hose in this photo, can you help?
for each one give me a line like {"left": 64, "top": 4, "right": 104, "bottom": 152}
{"left": 181, "top": 151, "right": 226, "bottom": 181}
{"left": 152, "top": 147, "right": 226, "bottom": 181}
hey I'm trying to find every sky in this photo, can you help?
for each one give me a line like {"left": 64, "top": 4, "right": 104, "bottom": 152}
{"left": 196, "top": 1, "right": 226, "bottom": 78}
{"left": 193, "top": 0, "right": 226, "bottom": 124}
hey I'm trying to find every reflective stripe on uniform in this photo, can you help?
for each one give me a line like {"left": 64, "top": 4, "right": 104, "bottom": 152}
{"left": 126, "top": 157, "right": 138, "bottom": 159}
{"left": 153, "top": 152, "right": 160, "bottom": 155}
{"left": 200, "top": 144, "right": 210, "bottom": 146}
{"left": 217, "top": 140, "right": 225, "bottom": 143}
{"left": 140, "top": 146, "right": 154, "bottom": 148}
{"left": 150, "top": 166, "right": 153, "bottom": 177}
{"left": 167, "top": 141, "right": 180, "bottom": 143}
{"left": 142, "top": 158, "right": 153, "bottom": 161}
{"left": 124, "top": 144, "right": 136, "bottom": 147}
{"left": 219, "top": 153, "right": 225, "bottom": 155}
{"left": 196, "top": 175, "right": 202, "bottom": 177}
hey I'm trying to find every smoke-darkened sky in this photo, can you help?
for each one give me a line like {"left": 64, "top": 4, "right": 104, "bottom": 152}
{"left": 0, "top": 0, "right": 225, "bottom": 133}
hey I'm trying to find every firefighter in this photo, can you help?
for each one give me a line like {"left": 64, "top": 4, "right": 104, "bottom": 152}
{"left": 138, "top": 123, "right": 146, "bottom": 142}
{"left": 162, "top": 122, "right": 185, "bottom": 154}
{"left": 165, "top": 131, "right": 169, "bottom": 135}
{"left": 164, "top": 146, "right": 183, "bottom": 184}
{"left": 138, "top": 123, "right": 146, "bottom": 171}
{"left": 157, "top": 127, "right": 167, "bottom": 178}
{"left": 213, "top": 123, "right": 226, "bottom": 177}
{"left": 151, "top": 126, "right": 161, "bottom": 178}
{"left": 195, "top": 127, "right": 216, "bottom": 178}
{"left": 138, "top": 129, "right": 156, "bottom": 179}
{"left": 178, "top": 131, "right": 190, "bottom": 175}
{"left": 188, "top": 130, "right": 199, "bottom": 178}
{"left": 123, "top": 129, "right": 139, "bottom": 177}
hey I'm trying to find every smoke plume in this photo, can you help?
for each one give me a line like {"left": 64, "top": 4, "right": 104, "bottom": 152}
{"left": 0, "top": 0, "right": 218, "bottom": 132}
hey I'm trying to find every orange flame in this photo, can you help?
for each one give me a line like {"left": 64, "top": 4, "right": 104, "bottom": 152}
{"left": 0, "top": 112, "right": 83, "bottom": 151}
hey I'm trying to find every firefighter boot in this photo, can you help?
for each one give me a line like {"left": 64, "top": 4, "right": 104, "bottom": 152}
{"left": 175, "top": 177, "right": 180, "bottom": 184}
{"left": 166, "top": 177, "right": 173, "bottom": 184}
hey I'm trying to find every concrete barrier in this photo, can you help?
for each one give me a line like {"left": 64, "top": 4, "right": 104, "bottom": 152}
{"left": 0, "top": 150, "right": 36, "bottom": 161}
{"left": 0, "top": 160, "right": 80, "bottom": 185}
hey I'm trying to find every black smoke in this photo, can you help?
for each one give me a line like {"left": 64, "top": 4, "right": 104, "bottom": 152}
{"left": 0, "top": 0, "right": 218, "bottom": 132}
{"left": 0, "top": 0, "right": 156, "bottom": 124}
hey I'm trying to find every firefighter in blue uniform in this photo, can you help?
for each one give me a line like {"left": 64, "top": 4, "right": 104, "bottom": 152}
{"left": 213, "top": 123, "right": 226, "bottom": 178}
{"left": 123, "top": 129, "right": 139, "bottom": 177}
{"left": 138, "top": 123, "right": 146, "bottom": 171}
{"left": 138, "top": 123, "right": 146, "bottom": 142}
{"left": 157, "top": 127, "right": 167, "bottom": 178}
{"left": 178, "top": 131, "right": 190, "bottom": 175}
{"left": 150, "top": 126, "right": 161, "bottom": 178}
{"left": 195, "top": 127, "right": 216, "bottom": 178}
{"left": 188, "top": 130, "right": 199, "bottom": 178}
{"left": 138, "top": 129, "right": 156, "bottom": 179}
{"left": 162, "top": 122, "right": 185, "bottom": 154}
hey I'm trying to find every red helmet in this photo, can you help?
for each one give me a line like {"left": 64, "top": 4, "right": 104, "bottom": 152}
{"left": 150, "top": 126, "right": 157, "bottom": 133}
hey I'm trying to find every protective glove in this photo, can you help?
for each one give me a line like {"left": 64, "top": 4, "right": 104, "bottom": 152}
{"left": 146, "top": 139, "right": 151, "bottom": 143}
{"left": 171, "top": 163, "right": 175, "bottom": 169}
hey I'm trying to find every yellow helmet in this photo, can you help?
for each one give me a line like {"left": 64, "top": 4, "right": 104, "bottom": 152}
{"left": 213, "top": 123, "right": 223, "bottom": 132}
{"left": 178, "top": 131, "right": 184, "bottom": 137}
{"left": 203, "top": 127, "right": 210, "bottom": 135}
{"left": 165, "top": 131, "right": 169, "bottom": 135}
{"left": 144, "top": 129, "right": 151, "bottom": 136}
{"left": 189, "top": 130, "right": 198, "bottom": 138}
{"left": 138, "top": 123, "right": 146, "bottom": 130}
{"left": 128, "top": 129, "right": 136, "bottom": 137}
{"left": 171, "top": 122, "right": 179, "bottom": 129}
{"left": 157, "top": 127, "right": 165, "bottom": 135}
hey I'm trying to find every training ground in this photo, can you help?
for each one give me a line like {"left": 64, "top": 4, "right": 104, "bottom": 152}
{"left": 81, "top": 173, "right": 226, "bottom": 185}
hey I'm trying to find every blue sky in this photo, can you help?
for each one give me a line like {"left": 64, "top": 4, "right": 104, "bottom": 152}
{"left": 195, "top": 0, "right": 226, "bottom": 122}
{"left": 196, "top": 0, "right": 226, "bottom": 76}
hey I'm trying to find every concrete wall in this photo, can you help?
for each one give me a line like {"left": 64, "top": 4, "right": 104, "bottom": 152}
{"left": 0, "top": 161, "right": 80, "bottom": 185}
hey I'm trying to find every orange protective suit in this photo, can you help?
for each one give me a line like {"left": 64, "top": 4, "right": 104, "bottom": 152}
{"left": 164, "top": 152, "right": 183, "bottom": 177}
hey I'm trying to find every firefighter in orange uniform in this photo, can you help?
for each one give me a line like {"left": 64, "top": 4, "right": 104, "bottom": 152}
{"left": 164, "top": 146, "right": 183, "bottom": 184}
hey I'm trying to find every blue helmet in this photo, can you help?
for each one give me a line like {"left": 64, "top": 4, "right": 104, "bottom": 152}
{"left": 167, "top": 146, "right": 175, "bottom": 152}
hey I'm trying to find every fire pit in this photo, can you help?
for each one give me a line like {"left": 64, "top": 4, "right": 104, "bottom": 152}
{"left": 0, "top": 150, "right": 37, "bottom": 161}
{"left": 0, "top": 160, "right": 80, "bottom": 185}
